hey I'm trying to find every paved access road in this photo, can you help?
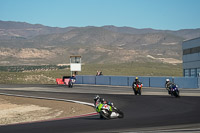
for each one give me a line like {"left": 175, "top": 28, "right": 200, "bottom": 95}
{"left": 0, "top": 84, "right": 200, "bottom": 133}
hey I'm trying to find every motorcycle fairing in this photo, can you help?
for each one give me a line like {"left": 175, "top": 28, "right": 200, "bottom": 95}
{"left": 96, "top": 103, "right": 103, "bottom": 112}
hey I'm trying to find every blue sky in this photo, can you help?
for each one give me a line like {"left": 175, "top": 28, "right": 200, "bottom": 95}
{"left": 0, "top": 0, "right": 200, "bottom": 30}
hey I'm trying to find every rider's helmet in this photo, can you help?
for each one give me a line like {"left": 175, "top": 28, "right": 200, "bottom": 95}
{"left": 94, "top": 95, "right": 100, "bottom": 102}
{"left": 166, "top": 79, "right": 170, "bottom": 82}
{"left": 135, "top": 77, "right": 139, "bottom": 82}
{"left": 166, "top": 79, "right": 170, "bottom": 84}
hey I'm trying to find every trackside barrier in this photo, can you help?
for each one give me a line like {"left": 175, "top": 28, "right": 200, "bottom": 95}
{"left": 82, "top": 76, "right": 96, "bottom": 84}
{"left": 150, "top": 77, "right": 172, "bottom": 88}
{"left": 96, "top": 76, "right": 110, "bottom": 85}
{"left": 174, "top": 77, "right": 198, "bottom": 88}
{"left": 110, "top": 76, "right": 129, "bottom": 86}
{"left": 75, "top": 75, "right": 200, "bottom": 89}
{"left": 198, "top": 78, "right": 200, "bottom": 88}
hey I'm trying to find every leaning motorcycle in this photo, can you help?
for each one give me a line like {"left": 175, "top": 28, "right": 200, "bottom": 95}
{"left": 63, "top": 77, "right": 76, "bottom": 88}
{"left": 169, "top": 84, "right": 180, "bottom": 97}
{"left": 133, "top": 82, "right": 143, "bottom": 95}
{"left": 95, "top": 102, "right": 124, "bottom": 119}
{"left": 68, "top": 78, "right": 76, "bottom": 88}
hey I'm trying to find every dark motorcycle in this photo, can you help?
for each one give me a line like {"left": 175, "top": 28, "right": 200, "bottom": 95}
{"left": 133, "top": 82, "right": 143, "bottom": 95}
{"left": 63, "top": 76, "right": 76, "bottom": 88}
{"left": 67, "top": 78, "right": 76, "bottom": 88}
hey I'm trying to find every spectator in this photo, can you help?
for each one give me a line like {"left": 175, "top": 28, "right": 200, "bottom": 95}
{"left": 96, "top": 70, "right": 103, "bottom": 76}
{"left": 96, "top": 71, "right": 100, "bottom": 76}
{"left": 99, "top": 71, "right": 103, "bottom": 76}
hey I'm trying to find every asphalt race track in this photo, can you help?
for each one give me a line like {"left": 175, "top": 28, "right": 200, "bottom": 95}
{"left": 0, "top": 84, "right": 200, "bottom": 133}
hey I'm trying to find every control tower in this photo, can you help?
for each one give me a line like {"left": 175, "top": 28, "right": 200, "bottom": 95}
{"left": 70, "top": 55, "right": 81, "bottom": 76}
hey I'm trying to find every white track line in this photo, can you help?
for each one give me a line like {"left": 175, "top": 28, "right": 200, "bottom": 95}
{"left": 0, "top": 92, "right": 94, "bottom": 107}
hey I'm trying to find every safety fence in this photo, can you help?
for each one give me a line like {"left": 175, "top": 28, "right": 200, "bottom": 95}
{"left": 76, "top": 75, "right": 200, "bottom": 89}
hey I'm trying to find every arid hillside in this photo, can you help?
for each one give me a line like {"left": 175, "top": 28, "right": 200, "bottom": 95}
{"left": 0, "top": 20, "right": 199, "bottom": 66}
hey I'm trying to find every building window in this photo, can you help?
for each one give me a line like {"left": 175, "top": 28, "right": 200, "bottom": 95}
{"left": 191, "top": 68, "right": 197, "bottom": 77}
{"left": 197, "top": 68, "right": 200, "bottom": 77}
{"left": 183, "top": 46, "right": 200, "bottom": 55}
{"left": 184, "top": 69, "right": 190, "bottom": 77}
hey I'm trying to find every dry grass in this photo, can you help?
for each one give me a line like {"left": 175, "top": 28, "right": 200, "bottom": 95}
{"left": 0, "top": 62, "right": 182, "bottom": 84}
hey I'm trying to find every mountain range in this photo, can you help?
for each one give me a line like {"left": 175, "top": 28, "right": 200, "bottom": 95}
{"left": 0, "top": 20, "right": 200, "bottom": 66}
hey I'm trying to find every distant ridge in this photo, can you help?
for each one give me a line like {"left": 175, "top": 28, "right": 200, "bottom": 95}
{"left": 0, "top": 20, "right": 200, "bottom": 40}
{"left": 0, "top": 20, "right": 199, "bottom": 65}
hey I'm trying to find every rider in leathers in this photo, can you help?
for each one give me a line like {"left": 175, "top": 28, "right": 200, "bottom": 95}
{"left": 132, "top": 77, "right": 141, "bottom": 90}
{"left": 165, "top": 79, "right": 176, "bottom": 94}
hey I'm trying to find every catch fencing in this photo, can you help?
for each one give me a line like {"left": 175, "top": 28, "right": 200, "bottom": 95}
{"left": 76, "top": 75, "right": 200, "bottom": 89}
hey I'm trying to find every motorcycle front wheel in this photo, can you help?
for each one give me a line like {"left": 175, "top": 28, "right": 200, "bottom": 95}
{"left": 138, "top": 88, "right": 141, "bottom": 95}
{"left": 100, "top": 110, "right": 110, "bottom": 120}
{"left": 118, "top": 110, "right": 124, "bottom": 118}
{"left": 113, "top": 107, "right": 124, "bottom": 118}
{"left": 68, "top": 81, "right": 73, "bottom": 88}
{"left": 133, "top": 88, "right": 137, "bottom": 95}
{"left": 174, "top": 90, "right": 180, "bottom": 98}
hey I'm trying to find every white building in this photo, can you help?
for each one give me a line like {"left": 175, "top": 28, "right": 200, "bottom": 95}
{"left": 182, "top": 37, "right": 200, "bottom": 77}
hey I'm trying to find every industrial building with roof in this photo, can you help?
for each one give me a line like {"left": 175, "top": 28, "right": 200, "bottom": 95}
{"left": 182, "top": 37, "right": 200, "bottom": 77}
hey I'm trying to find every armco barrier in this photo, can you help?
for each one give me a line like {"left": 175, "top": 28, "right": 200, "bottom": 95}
{"left": 110, "top": 76, "right": 129, "bottom": 86}
{"left": 138, "top": 77, "right": 150, "bottom": 87}
{"left": 198, "top": 78, "right": 200, "bottom": 88}
{"left": 76, "top": 75, "right": 200, "bottom": 89}
{"left": 128, "top": 77, "right": 135, "bottom": 87}
{"left": 82, "top": 75, "right": 96, "bottom": 84}
{"left": 174, "top": 77, "right": 198, "bottom": 88}
{"left": 96, "top": 76, "right": 110, "bottom": 85}
{"left": 150, "top": 77, "right": 172, "bottom": 88}
{"left": 75, "top": 76, "right": 83, "bottom": 84}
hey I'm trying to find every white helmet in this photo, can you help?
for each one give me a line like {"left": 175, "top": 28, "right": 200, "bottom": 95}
{"left": 166, "top": 79, "right": 170, "bottom": 82}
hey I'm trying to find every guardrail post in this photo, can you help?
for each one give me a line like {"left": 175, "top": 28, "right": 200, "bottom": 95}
{"left": 127, "top": 77, "right": 129, "bottom": 86}
{"left": 109, "top": 76, "right": 111, "bottom": 85}
{"left": 149, "top": 77, "right": 151, "bottom": 87}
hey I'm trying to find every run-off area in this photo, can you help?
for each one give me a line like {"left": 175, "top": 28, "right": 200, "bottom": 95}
{"left": 0, "top": 95, "right": 95, "bottom": 125}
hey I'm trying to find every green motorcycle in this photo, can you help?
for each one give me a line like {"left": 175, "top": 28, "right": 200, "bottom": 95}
{"left": 95, "top": 101, "right": 124, "bottom": 119}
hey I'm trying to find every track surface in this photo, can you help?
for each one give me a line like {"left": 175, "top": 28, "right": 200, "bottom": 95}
{"left": 0, "top": 84, "right": 200, "bottom": 133}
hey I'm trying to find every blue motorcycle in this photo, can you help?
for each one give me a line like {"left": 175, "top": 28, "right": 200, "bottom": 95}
{"left": 169, "top": 84, "right": 180, "bottom": 97}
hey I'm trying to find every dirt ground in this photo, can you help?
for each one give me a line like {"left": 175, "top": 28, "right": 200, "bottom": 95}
{"left": 0, "top": 95, "right": 95, "bottom": 125}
